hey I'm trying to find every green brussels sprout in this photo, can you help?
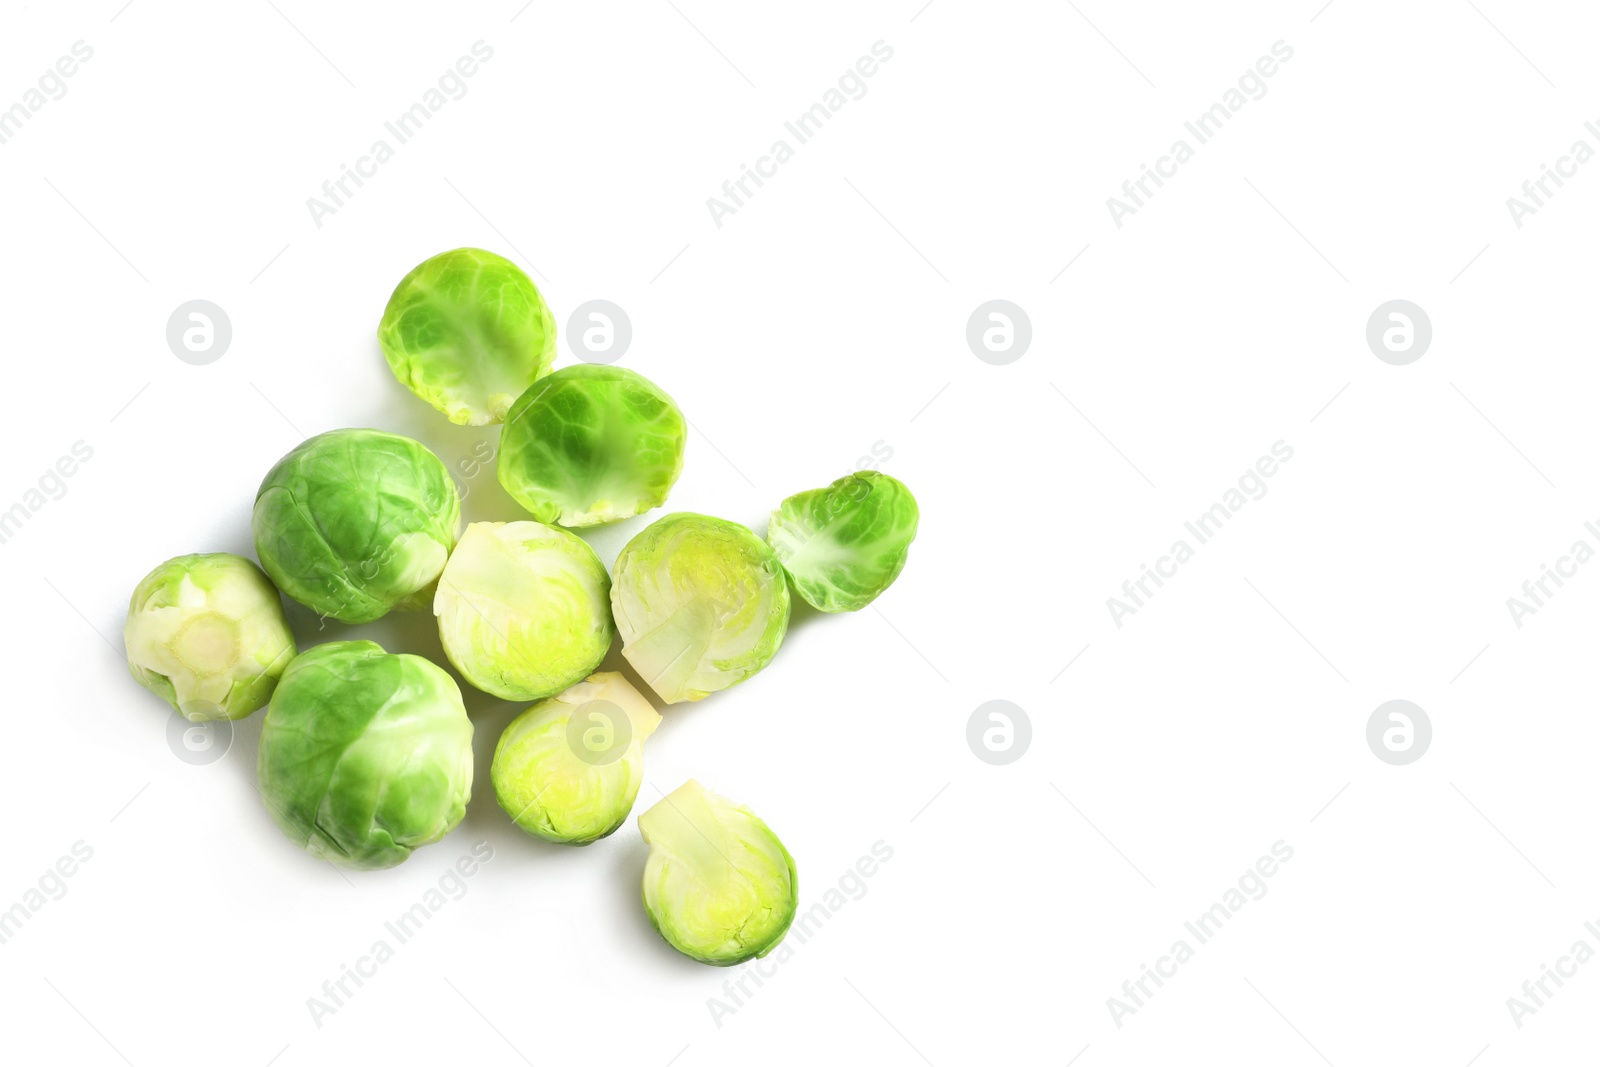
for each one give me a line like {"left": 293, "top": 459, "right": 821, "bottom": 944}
{"left": 434, "top": 521, "right": 614, "bottom": 701}
{"left": 258, "top": 641, "right": 473, "bottom": 871}
{"left": 610, "top": 513, "right": 790, "bottom": 704}
{"left": 766, "top": 471, "right": 919, "bottom": 612}
{"left": 253, "top": 428, "right": 460, "bottom": 624}
{"left": 123, "top": 553, "right": 296, "bottom": 721}
{"left": 377, "top": 247, "right": 557, "bottom": 426}
{"left": 638, "top": 780, "right": 798, "bottom": 966}
{"left": 491, "top": 672, "right": 662, "bottom": 845}
{"left": 497, "top": 365, "right": 687, "bottom": 527}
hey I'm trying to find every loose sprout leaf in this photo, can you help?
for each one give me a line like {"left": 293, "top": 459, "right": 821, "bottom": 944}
{"left": 257, "top": 641, "right": 473, "bottom": 871}
{"left": 434, "top": 521, "right": 614, "bottom": 702}
{"left": 491, "top": 672, "right": 661, "bottom": 845}
{"left": 610, "top": 513, "right": 790, "bottom": 703}
{"left": 377, "top": 247, "right": 557, "bottom": 426}
{"left": 638, "top": 780, "right": 798, "bottom": 966}
{"left": 252, "top": 428, "right": 460, "bottom": 625}
{"left": 497, "top": 365, "right": 686, "bottom": 527}
{"left": 124, "top": 553, "right": 296, "bottom": 721}
{"left": 766, "top": 471, "right": 919, "bottom": 612}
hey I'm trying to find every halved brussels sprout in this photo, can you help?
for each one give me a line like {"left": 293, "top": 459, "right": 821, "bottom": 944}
{"left": 491, "top": 672, "right": 662, "bottom": 845}
{"left": 497, "top": 365, "right": 686, "bottom": 527}
{"left": 377, "top": 247, "right": 557, "bottom": 426}
{"left": 258, "top": 641, "right": 473, "bottom": 871}
{"left": 434, "top": 521, "right": 614, "bottom": 701}
{"left": 766, "top": 471, "right": 919, "bottom": 612}
{"left": 253, "top": 428, "right": 460, "bottom": 624}
{"left": 639, "top": 780, "right": 798, "bottom": 966}
{"left": 610, "top": 513, "right": 790, "bottom": 704}
{"left": 124, "top": 553, "right": 296, "bottom": 721}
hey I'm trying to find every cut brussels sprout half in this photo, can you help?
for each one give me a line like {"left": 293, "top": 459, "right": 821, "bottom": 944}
{"left": 252, "top": 428, "right": 460, "bottom": 624}
{"left": 638, "top": 780, "right": 798, "bottom": 966}
{"left": 497, "top": 365, "right": 686, "bottom": 527}
{"left": 610, "top": 513, "right": 790, "bottom": 704}
{"left": 258, "top": 641, "right": 473, "bottom": 871}
{"left": 491, "top": 672, "right": 662, "bottom": 845}
{"left": 377, "top": 247, "right": 557, "bottom": 425}
{"left": 766, "top": 471, "right": 919, "bottom": 612}
{"left": 434, "top": 521, "right": 614, "bottom": 702}
{"left": 124, "top": 553, "right": 296, "bottom": 721}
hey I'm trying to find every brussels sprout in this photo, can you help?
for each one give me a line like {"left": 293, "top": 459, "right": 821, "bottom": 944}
{"left": 497, "top": 365, "right": 686, "bottom": 527}
{"left": 377, "top": 247, "right": 557, "bottom": 426}
{"left": 638, "top": 780, "right": 798, "bottom": 966}
{"left": 766, "top": 471, "right": 919, "bottom": 612}
{"left": 434, "top": 521, "right": 614, "bottom": 701}
{"left": 258, "top": 641, "right": 473, "bottom": 870}
{"left": 610, "top": 513, "right": 790, "bottom": 704}
{"left": 491, "top": 672, "right": 662, "bottom": 845}
{"left": 123, "top": 553, "right": 296, "bottom": 721}
{"left": 253, "top": 428, "right": 460, "bottom": 624}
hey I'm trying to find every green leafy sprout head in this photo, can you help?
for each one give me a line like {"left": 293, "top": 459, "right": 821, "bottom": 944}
{"left": 610, "top": 513, "right": 790, "bottom": 704}
{"left": 497, "top": 365, "right": 687, "bottom": 527}
{"left": 377, "top": 247, "right": 557, "bottom": 426}
{"left": 258, "top": 640, "right": 473, "bottom": 871}
{"left": 253, "top": 428, "right": 461, "bottom": 625}
{"left": 124, "top": 553, "right": 296, "bottom": 721}
{"left": 434, "top": 521, "right": 614, "bottom": 702}
{"left": 491, "top": 672, "right": 662, "bottom": 845}
{"left": 766, "top": 471, "right": 919, "bottom": 612}
{"left": 638, "top": 780, "right": 798, "bottom": 966}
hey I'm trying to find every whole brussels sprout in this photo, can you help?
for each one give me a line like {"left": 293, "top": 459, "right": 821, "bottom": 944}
{"left": 610, "top": 513, "right": 790, "bottom": 704}
{"left": 491, "top": 672, "right": 662, "bottom": 845}
{"left": 434, "top": 521, "right": 614, "bottom": 701}
{"left": 253, "top": 429, "right": 460, "bottom": 624}
{"left": 497, "top": 365, "right": 686, "bottom": 527}
{"left": 639, "top": 780, "right": 798, "bottom": 966}
{"left": 377, "top": 247, "right": 556, "bottom": 426}
{"left": 766, "top": 471, "right": 919, "bottom": 612}
{"left": 258, "top": 641, "right": 473, "bottom": 871}
{"left": 124, "top": 553, "right": 296, "bottom": 721}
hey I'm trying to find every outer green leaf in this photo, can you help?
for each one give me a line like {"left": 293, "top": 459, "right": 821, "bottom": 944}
{"left": 377, "top": 247, "right": 556, "bottom": 426}
{"left": 766, "top": 471, "right": 919, "bottom": 612}
{"left": 257, "top": 641, "right": 473, "bottom": 871}
{"left": 434, "top": 521, "right": 614, "bottom": 701}
{"left": 610, "top": 513, "right": 790, "bottom": 704}
{"left": 638, "top": 780, "right": 798, "bottom": 966}
{"left": 124, "top": 553, "right": 296, "bottom": 721}
{"left": 252, "top": 428, "right": 460, "bottom": 624}
{"left": 497, "top": 365, "right": 686, "bottom": 527}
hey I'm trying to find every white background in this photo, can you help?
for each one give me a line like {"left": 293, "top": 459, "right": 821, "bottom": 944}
{"left": 1, "top": 1, "right": 1597, "bottom": 1064}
